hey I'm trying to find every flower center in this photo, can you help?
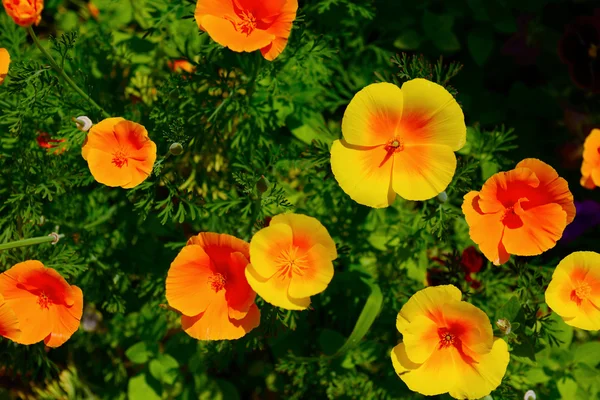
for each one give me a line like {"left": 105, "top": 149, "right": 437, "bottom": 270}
{"left": 208, "top": 273, "right": 227, "bottom": 292}
{"left": 386, "top": 138, "right": 404, "bottom": 153}
{"left": 237, "top": 10, "right": 257, "bottom": 36}
{"left": 589, "top": 43, "right": 598, "bottom": 59}
{"left": 276, "top": 246, "right": 308, "bottom": 277}
{"left": 571, "top": 282, "right": 591, "bottom": 305}
{"left": 112, "top": 150, "right": 129, "bottom": 168}
{"left": 438, "top": 329, "right": 457, "bottom": 348}
{"left": 37, "top": 292, "right": 52, "bottom": 309}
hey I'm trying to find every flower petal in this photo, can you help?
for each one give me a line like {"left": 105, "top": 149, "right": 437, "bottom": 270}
{"left": 399, "top": 78, "right": 466, "bottom": 151}
{"left": 399, "top": 346, "right": 461, "bottom": 396}
{"left": 0, "top": 294, "right": 20, "bottom": 341}
{"left": 440, "top": 301, "right": 493, "bottom": 355}
{"left": 44, "top": 285, "right": 83, "bottom": 348}
{"left": 478, "top": 168, "right": 539, "bottom": 214}
{"left": 200, "top": 15, "right": 275, "bottom": 53}
{"left": 260, "top": 0, "right": 297, "bottom": 60}
{"left": 245, "top": 264, "right": 310, "bottom": 310}
{"left": 225, "top": 252, "right": 256, "bottom": 320}
{"left": 392, "top": 144, "right": 456, "bottom": 201}
{"left": 391, "top": 342, "right": 421, "bottom": 376}
{"left": 85, "top": 148, "right": 133, "bottom": 188}
{"left": 249, "top": 223, "right": 293, "bottom": 279}
{"left": 187, "top": 232, "right": 250, "bottom": 260}
{"left": 396, "top": 285, "right": 462, "bottom": 334}
{"left": 402, "top": 315, "right": 438, "bottom": 364}
{"left": 0, "top": 48, "right": 10, "bottom": 85}
{"left": 341, "top": 82, "right": 404, "bottom": 146}
{"left": 287, "top": 244, "right": 334, "bottom": 298}
{"left": 82, "top": 117, "right": 125, "bottom": 160}
{"left": 270, "top": 213, "right": 337, "bottom": 259}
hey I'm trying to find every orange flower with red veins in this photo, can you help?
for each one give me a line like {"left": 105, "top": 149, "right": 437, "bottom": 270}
{"left": 166, "top": 233, "right": 260, "bottom": 340}
{"left": 195, "top": 0, "right": 298, "bottom": 61}
{"left": 2, "top": 0, "right": 44, "bottom": 27}
{"left": 82, "top": 118, "right": 157, "bottom": 189}
{"left": 463, "top": 159, "right": 575, "bottom": 265}
{"left": 330, "top": 79, "right": 466, "bottom": 208}
{"left": 391, "top": 285, "right": 509, "bottom": 399}
{"left": 581, "top": 129, "right": 600, "bottom": 189}
{"left": 0, "top": 261, "right": 83, "bottom": 347}
{"left": 546, "top": 251, "right": 600, "bottom": 330}
{"left": 0, "top": 48, "right": 9, "bottom": 85}
{"left": 168, "top": 60, "right": 195, "bottom": 74}
{"left": 245, "top": 213, "right": 337, "bottom": 310}
{"left": 0, "top": 294, "right": 20, "bottom": 342}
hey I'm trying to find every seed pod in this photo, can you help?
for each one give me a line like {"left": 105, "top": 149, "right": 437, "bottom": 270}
{"left": 436, "top": 191, "right": 448, "bottom": 204}
{"left": 169, "top": 143, "right": 184, "bottom": 156}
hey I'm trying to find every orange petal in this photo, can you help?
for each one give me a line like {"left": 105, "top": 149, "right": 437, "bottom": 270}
{"left": 330, "top": 140, "right": 395, "bottom": 208}
{"left": 225, "top": 252, "right": 256, "bottom": 320}
{"left": 462, "top": 192, "right": 509, "bottom": 265}
{"left": 516, "top": 158, "right": 576, "bottom": 224}
{"left": 287, "top": 244, "right": 334, "bottom": 299}
{"left": 260, "top": 0, "right": 297, "bottom": 60}
{"left": 44, "top": 285, "right": 83, "bottom": 348}
{"left": 85, "top": 148, "right": 132, "bottom": 188}
{"left": 270, "top": 213, "right": 337, "bottom": 259}
{"left": 399, "top": 78, "right": 466, "bottom": 151}
{"left": 0, "top": 294, "right": 20, "bottom": 341}
{"left": 182, "top": 293, "right": 260, "bottom": 340}
{"left": 0, "top": 48, "right": 10, "bottom": 85}
{"left": 582, "top": 129, "right": 600, "bottom": 169}
{"left": 245, "top": 263, "right": 310, "bottom": 310}
{"left": 392, "top": 144, "right": 457, "bottom": 201}
{"left": 439, "top": 301, "right": 493, "bottom": 355}
{"left": 166, "top": 245, "right": 218, "bottom": 316}
{"left": 81, "top": 117, "right": 125, "bottom": 160}
{"left": 502, "top": 202, "right": 566, "bottom": 256}
{"left": 200, "top": 15, "right": 275, "bottom": 53}
{"left": 396, "top": 285, "right": 462, "bottom": 334}
{"left": 249, "top": 223, "right": 294, "bottom": 279}
{"left": 478, "top": 168, "right": 539, "bottom": 214}
{"left": 1, "top": 289, "right": 52, "bottom": 345}
{"left": 122, "top": 141, "right": 157, "bottom": 189}
{"left": 195, "top": 0, "right": 235, "bottom": 25}
{"left": 187, "top": 232, "right": 250, "bottom": 261}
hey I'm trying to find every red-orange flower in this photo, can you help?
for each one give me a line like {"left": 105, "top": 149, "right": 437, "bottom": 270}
{"left": 0, "top": 294, "right": 20, "bottom": 342}
{"left": 81, "top": 118, "right": 157, "bottom": 189}
{"left": 0, "top": 48, "right": 9, "bottom": 85}
{"left": 2, "top": 0, "right": 44, "bottom": 27}
{"left": 195, "top": 0, "right": 298, "bottom": 61}
{"left": 37, "top": 132, "right": 66, "bottom": 154}
{"left": 581, "top": 129, "right": 600, "bottom": 189}
{"left": 87, "top": 2, "right": 99, "bottom": 20}
{"left": 166, "top": 233, "right": 260, "bottom": 340}
{"left": 0, "top": 261, "right": 83, "bottom": 347}
{"left": 463, "top": 159, "right": 575, "bottom": 265}
{"left": 168, "top": 59, "right": 195, "bottom": 74}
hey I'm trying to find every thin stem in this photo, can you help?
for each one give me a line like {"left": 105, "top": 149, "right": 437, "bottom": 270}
{"left": 27, "top": 26, "right": 111, "bottom": 119}
{"left": 0, "top": 234, "right": 65, "bottom": 252}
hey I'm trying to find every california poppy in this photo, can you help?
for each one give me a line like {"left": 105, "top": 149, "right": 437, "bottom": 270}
{"left": 87, "top": 2, "right": 99, "bottom": 20}
{"left": 391, "top": 285, "right": 509, "bottom": 399}
{"left": 581, "top": 129, "right": 600, "bottom": 189}
{"left": 0, "top": 294, "right": 20, "bottom": 341}
{"left": 37, "top": 132, "right": 66, "bottom": 154}
{"left": 0, "top": 260, "right": 83, "bottom": 347}
{"left": 168, "top": 59, "right": 195, "bottom": 74}
{"left": 195, "top": 0, "right": 298, "bottom": 61}
{"left": 81, "top": 118, "right": 157, "bottom": 189}
{"left": 0, "top": 48, "right": 9, "bottom": 85}
{"left": 245, "top": 213, "right": 337, "bottom": 310}
{"left": 462, "top": 158, "right": 575, "bottom": 265}
{"left": 166, "top": 232, "right": 260, "bottom": 340}
{"left": 2, "top": 0, "right": 44, "bottom": 27}
{"left": 330, "top": 79, "right": 466, "bottom": 208}
{"left": 546, "top": 251, "right": 600, "bottom": 330}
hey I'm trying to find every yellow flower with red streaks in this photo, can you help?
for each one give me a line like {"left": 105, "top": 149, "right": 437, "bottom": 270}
{"left": 391, "top": 285, "right": 509, "bottom": 399}
{"left": 81, "top": 118, "right": 157, "bottom": 189}
{"left": 195, "top": 0, "right": 298, "bottom": 61}
{"left": 166, "top": 232, "right": 260, "bottom": 340}
{"left": 0, "top": 261, "right": 83, "bottom": 347}
{"left": 581, "top": 129, "right": 600, "bottom": 189}
{"left": 546, "top": 251, "right": 600, "bottom": 330}
{"left": 330, "top": 79, "right": 466, "bottom": 208}
{"left": 245, "top": 213, "right": 337, "bottom": 310}
{"left": 2, "top": 0, "right": 44, "bottom": 27}
{"left": 462, "top": 158, "right": 575, "bottom": 265}
{"left": 0, "top": 48, "right": 9, "bottom": 85}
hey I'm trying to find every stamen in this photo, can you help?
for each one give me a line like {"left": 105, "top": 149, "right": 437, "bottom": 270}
{"left": 571, "top": 282, "right": 591, "bottom": 306}
{"left": 38, "top": 292, "right": 52, "bottom": 309}
{"left": 112, "top": 150, "right": 129, "bottom": 168}
{"left": 438, "top": 328, "right": 457, "bottom": 349}
{"left": 208, "top": 273, "right": 227, "bottom": 292}
{"left": 385, "top": 137, "right": 404, "bottom": 153}
{"left": 276, "top": 246, "right": 308, "bottom": 277}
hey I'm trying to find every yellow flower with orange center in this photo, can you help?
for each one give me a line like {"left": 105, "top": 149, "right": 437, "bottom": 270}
{"left": 195, "top": 0, "right": 298, "bottom": 61}
{"left": 81, "top": 118, "right": 157, "bottom": 189}
{"left": 245, "top": 213, "right": 337, "bottom": 310}
{"left": 391, "top": 285, "right": 509, "bottom": 399}
{"left": 0, "top": 48, "right": 9, "bottom": 85}
{"left": 330, "top": 79, "right": 466, "bottom": 208}
{"left": 545, "top": 251, "right": 600, "bottom": 330}
{"left": 581, "top": 129, "right": 600, "bottom": 189}
{"left": 2, "top": 0, "right": 44, "bottom": 27}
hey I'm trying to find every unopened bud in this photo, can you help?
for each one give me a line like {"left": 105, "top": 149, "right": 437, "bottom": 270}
{"left": 257, "top": 175, "right": 269, "bottom": 193}
{"left": 169, "top": 143, "right": 184, "bottom": 156}
{"left": 436, "top": 191, "right": 448, "bottom": 204}
{"left": 496, "top": 318, "right": 512, "bottom": 335}
{"left": 75, "top": 116, "right": 93, "bottom": 132}
{"left": 524, "top": 390, "right": 536, "bottom": 400}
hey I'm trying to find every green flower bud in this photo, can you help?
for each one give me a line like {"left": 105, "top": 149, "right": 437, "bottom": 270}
{"left": 257, "top": 175, "right": 270, "bottom": 193}
{"left": 169, "top": 143, "right": 184, "bottom": 156}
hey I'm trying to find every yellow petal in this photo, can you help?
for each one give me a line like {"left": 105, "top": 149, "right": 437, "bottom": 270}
{"left": 562, "top": 299, "right": 600, "bottom": 330}
{"left": 399, "top": 346, "right": 460, "bottom": 396}
{"left": 391, "top": 342, "right": 421, "bottom": 376}
{"left": 441, "top": 301, "right": 494, "bottom": 355}
{"left": 288, "top": 244, "right": 334, "bottom": 299}
{"left": 330, "top": 140, "right": 395, "bottom": 208}
{"left": 341, "top": 82, "right": 403, "bottom": 146}
{"left": 396, "top": 285, "right": 462, "bottom": 334}
{"left": 399, "top": 78, "right": 466, "bottom": 151}
{"left": 245, "top": 264, "right": 310, "bottom": 310}
{"left": 402, "top": 315, "right": 438, "bottom": 364}
{"left": 249, "top": 223, "right": 293, "bottom": 279}
{"left": 392, "top": 144, "right": 456, "bottom": 201}
{"left": 271, "top": 213, "right": 337, "bottom": 259}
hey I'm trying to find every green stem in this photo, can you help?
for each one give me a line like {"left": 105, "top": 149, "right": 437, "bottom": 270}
{"left": 0, "top": 234, "right": 65, "bottom": 252}
{"left": 246, "top": 192, "right": 263, "bottom": 239}
{"left": 27, "top": 26, "right": 111, "bottom": 119}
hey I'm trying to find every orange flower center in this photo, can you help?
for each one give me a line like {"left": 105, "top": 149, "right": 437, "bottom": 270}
{"left": 571, "top": 282, "right": 591, "bottom": 305}
{"left": 37, "top": 292, "right": 52, "bottom": 309}
{"left": 589, "top": 43, "right": 598, "bottom": 59}
{"left": 386, "top": 138, "right": 404, "bottom": 152}
{"left": 277, "top": 246, "right": 308, "bottom": 277}
{"left": 438, "top": 329, "right": 457, "bottom": 348}
{"left": 236, "top": 10, "right": 257, "bottom": 36}
{"left": 208, "top": 273, "right": 227, "bottom": 292}
{"left": 112, "top": 149, "right": 129, "bottom": 168}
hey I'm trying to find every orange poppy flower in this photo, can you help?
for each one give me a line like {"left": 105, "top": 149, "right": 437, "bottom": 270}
{"left": 168, "top": 59, "right": 195, "bottom": 74}
{"left": 87, "top": 2, "right": 99, "bottom": 20}
{"left": 2, "top": 0, "right": 44, "bottom": 27}
{"left": 166, "top": 232, "right": 260, "bottom": 340}
{"left": 0, "top": 260, "right": 83, "bottom": 347}
{"left": 245, "top": 213, "right": 337, "bottom": 310}
{"left": 0, "top": 48, "right": 9, "bottom": 85}
{"left": 81, "top": 118, "right": 157, "bottom": 189}
{"left": 462, "top": 158, "right": 575, "bottom": 265}
{"left": 546, "top": 251, "right": 600, "bottom": 330}
{"left": 330, "top": 79, "right": 466, "bottom": 208}
{"left": 0, "top": 294, "right": 20, "bottom": 341}
{"left": 195, "top": 0, "right": 298, "bottom": 61}
{"left": 391, "top": 285, "right": 509, "bottom": 399}
{"left": 581, "top": 129, "right": 600, "bottom": 189}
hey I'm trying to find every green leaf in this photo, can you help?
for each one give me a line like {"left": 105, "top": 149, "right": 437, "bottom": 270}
{"left": 557, "top": 377, "right": 578, "bottom": 400}
{"left": 423, "top": 12, "right": 460, "bottom": 52}
{"left": 149, "top": 354, "right": 180, "bottom": 385}
{"left": 468, "top": 29, "right": 494, "bottom": 66}
{"left": 128, "top": 373, "right": 161, "bottom": 400}
{"left": 549, "top": 312, "right": 573, "bottom": 348}
{"left": 394, "top": 30, "right": 422, "bottom": 50}
{"left": 574, "top": 342, "right": 600, "bottom": 367}
{"left": 125, "top": 342, "right": 156, "bottom": 364}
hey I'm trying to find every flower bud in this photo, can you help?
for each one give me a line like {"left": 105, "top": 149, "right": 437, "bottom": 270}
{"left": 257, "top": 175, "right": 269, "bottom": 193}
{"left": 496, "top": 318, "right": 512, "bottom": 335}
{"left": 75, "top": 116, "right": 93, "bottom": 132}
{"left": 436, "top": 191, "right": 448, "bottom": 204}
{"left": 524, "top": 390, "right": 536, "bottom": 400}
{"left": 169, "top": 143, "right": 184, "bottom": 156}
